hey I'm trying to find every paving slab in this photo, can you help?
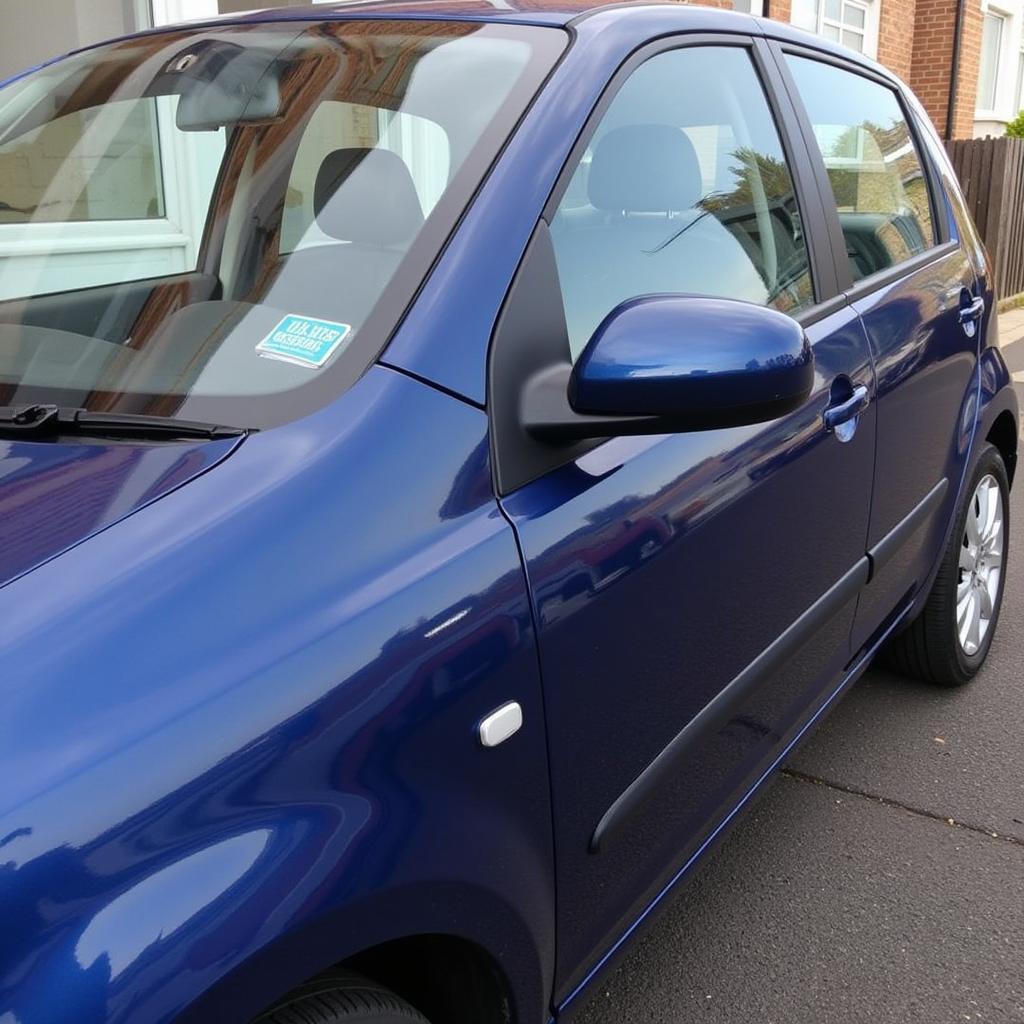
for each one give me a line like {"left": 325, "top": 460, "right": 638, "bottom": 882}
{"left": 1001, "top": 308, "right": 1024, "bottom": 348}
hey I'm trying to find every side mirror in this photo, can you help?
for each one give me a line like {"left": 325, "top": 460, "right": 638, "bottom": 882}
{"left": 523, "top": 295, "right": 814, "bottom": 442}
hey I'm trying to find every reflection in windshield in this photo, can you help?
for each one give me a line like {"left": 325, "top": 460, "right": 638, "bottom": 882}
{"left": 0, "top": 21, "right": 565, "bottom": 428}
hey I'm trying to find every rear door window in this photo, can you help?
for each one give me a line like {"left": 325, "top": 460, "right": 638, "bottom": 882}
{"left": 784, "top": 56, "right": 936, "bottom": 282}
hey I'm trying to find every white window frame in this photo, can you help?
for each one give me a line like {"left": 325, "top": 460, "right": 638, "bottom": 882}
{"left": 150, "top": 0, "right": 219, "bottom": 24}
{"left": 1017, "top": 46, "right": 1024, "bottom": 113}
{"left": 977, "top": 8, "right": 1008, "bottom": 116}
{"left": 790, "top": 0, "right": 879, "bottom": 60}
{"left": 0, "top": 0, "right": 200, "bottom": 301}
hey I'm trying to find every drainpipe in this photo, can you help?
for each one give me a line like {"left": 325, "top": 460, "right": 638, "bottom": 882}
{"left": 945, "top": 0, "right": 967, "bottom": 141}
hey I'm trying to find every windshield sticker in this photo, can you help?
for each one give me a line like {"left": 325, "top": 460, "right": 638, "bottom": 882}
{"left": 256, "top": 315, "right": 352, "bottom": 369}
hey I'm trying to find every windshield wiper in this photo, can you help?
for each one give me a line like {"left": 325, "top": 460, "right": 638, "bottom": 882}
{"left": 0, "top": 404, "right": 248, "bottom": 441}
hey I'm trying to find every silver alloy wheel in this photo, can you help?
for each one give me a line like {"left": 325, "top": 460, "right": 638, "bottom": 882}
{"left": 957, "top": 473, "right": 1004, "bottom": 656}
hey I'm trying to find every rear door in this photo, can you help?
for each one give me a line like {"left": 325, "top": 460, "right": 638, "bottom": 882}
{"left": 774, "top": 48, "right": 982, "bottom": 651}
{"left": 490, "top": 37, "right": 878, "bottom": 1008}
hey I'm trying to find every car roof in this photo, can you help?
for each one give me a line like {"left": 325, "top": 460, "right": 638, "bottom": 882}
{"left": 210, "top": 0, "right": 725, "bottom": 28}
{"left": 182, "top": 0, "right": 786, "bottom": 36}
{"left": 191, "top": 0, "right": 894, "bottom": 81}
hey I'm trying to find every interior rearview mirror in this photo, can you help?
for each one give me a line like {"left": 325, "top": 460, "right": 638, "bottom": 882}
{"left": 164, "top": 41, "right": 282, "bottom": 132}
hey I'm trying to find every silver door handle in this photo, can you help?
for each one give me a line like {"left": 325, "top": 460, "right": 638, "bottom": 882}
{"left": 824, "top": 385, "right": 869, "bottom": 432}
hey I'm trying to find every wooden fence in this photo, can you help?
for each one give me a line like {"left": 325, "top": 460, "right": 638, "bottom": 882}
{"left": 946, "top": 136, "right": 1024, "bottom": 302}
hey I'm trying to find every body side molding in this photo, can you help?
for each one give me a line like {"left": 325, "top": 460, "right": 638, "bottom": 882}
{"left": 866, "top": 478, "right": 949, "bottom": 581}
{"left": 589, "top": 556, "right": 870, "bottom": 853}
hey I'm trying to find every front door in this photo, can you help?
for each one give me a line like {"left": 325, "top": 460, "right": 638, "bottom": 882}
{"left": 495, "top": 41, "right": 879, "bottom": 1008}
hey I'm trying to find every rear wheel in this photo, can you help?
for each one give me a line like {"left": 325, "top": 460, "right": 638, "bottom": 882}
{"left": 253, "top": 969, "right": 432, "bottom": 1024}
{"left": 885, "top": 443, "right": 1009, "bottom": 686}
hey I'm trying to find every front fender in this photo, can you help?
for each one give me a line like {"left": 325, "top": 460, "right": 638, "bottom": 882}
{"left": 0, "top": 366, "right": 554, "bottom": 1024}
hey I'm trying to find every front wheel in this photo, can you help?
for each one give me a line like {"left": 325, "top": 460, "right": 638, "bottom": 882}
{"left": 253, "top": 969, "right": 432, "bottom": 1024}
{"left": 885, "top": 442, "right": 1009, "bottom": 686}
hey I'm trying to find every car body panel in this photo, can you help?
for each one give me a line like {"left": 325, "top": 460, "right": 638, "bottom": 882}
{"left": 0, "top": 435, "right": 240, "bottom": 589}
{"left": 0, "top": 365, "right": 554, "bottom": 1024}
{"left": 762, "top": 39, "right": 992, "bottom": 653}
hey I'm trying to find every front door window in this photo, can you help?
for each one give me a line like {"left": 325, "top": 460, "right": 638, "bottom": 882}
{"left": 549, "top": 45, "right": 814, "bottom": 359}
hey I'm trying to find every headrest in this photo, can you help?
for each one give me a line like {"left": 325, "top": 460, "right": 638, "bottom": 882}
{"left": 314, "top": 148, "right": 424, "bottom": 246}
{"left": 587, "top": 124, "right": 703, "bottom": 213}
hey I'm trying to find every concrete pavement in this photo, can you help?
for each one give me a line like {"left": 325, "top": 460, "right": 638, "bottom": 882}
{"left": 1002, "top": 307, "right": 1024, "bottom": 350}
{"left": 579, "top": 319, "right": 1024, "bottom": 1024}
{"left": 1004, "top": 310, "right": 1024, "bottom": 388}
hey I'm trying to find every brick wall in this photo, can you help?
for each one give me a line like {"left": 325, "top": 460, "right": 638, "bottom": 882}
{"left": 908, "top": 0, "right": 982, "bottom": 137}
{"left": 766, "top": 0, "right": 793, "bottom": 25}
{"left": 876, "top": 0, "right": 916, "bottom": 81}
{"left": 951, "top": 0, "right": 983, "bottom": 139}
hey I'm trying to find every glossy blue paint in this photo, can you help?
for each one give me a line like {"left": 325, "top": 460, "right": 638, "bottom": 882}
{"left": 0, "top": 366, "right": 554, "bottom": 1024}
{"left": 0, "top": 5, "right": 1019, "bottom": 1024}
{"left": 569, "top": 295, "right": 813, "bottom": 420}
{"left": 0, "top": 436, "right": 239, "bottom": 589}
{"left": 847, "top": 247, "right": 980, "bottom": 650}
{"left": 557, "top": 593, "right": 918, "bottom": 1018}
{"left": 503, "top": 300, "right": 877, "bottom": 1005}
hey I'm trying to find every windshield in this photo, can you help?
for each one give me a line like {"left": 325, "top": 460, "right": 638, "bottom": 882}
{"left": 0, "top": 20, "right": 565, "bottom": 429}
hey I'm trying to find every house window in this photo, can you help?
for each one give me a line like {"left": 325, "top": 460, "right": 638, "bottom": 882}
{"left": 732, "top": 0, "right": 765, "bottom": 14}
{"left": 791, "top": 0, "right": 873, "bottom": 56}
{"left": 1016, "top": 48, "right": 1024, "bottom": 114}
{"left": 977, "top": 12, "right": 1005, "bottom": 112}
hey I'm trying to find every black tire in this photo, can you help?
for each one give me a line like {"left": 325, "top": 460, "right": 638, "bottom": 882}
{"left": 885, "top": 442, "right": 1009, "bottom": 686}
{"left": 253, "top": 969, "right": 432, "bottom": 1024}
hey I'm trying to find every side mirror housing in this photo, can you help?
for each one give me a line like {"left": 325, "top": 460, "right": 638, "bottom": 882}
{"left": 569, "top": 295, "right": 813, "bottom": 430}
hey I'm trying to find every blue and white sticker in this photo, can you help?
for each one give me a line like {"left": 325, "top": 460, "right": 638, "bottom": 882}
{"left": 256, "top": 314, "right": 352, "bottom": 369}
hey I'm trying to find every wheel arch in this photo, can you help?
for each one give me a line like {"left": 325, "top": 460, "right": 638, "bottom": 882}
{"left": 345, "top": 933, "right": 514, "bottom": 1024}
{"left": 985, "top": 408, "right": 1018, "bottom": 486}
{"left": 174, "top": 880, "right": 544, "bottom": 1024}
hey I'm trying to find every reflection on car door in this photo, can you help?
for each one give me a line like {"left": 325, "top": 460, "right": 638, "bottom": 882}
{"left": 495, "top": 41, "right": 878, "bottom": 1007}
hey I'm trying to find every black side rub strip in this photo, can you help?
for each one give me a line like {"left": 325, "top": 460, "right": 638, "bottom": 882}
{"left": 589, "top": 557, "right": 870, "bottom": 854}
{"left": 866, "top": 478, "right": 948, "bottom": 580}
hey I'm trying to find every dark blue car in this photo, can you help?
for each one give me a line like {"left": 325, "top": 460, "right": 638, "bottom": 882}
{"left": 0, "top": 2, "right": 1016, "bottom": 1021}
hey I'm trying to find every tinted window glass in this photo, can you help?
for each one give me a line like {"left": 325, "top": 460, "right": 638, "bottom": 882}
{"left": 786, "top": 56, "right": 935, "bottom": 282}
{"left": 550, "top": 46, "right": 814, "bottom": 360}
